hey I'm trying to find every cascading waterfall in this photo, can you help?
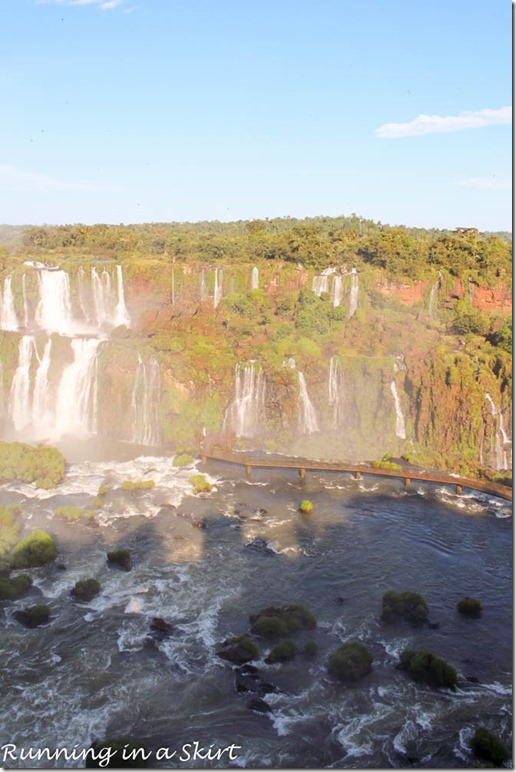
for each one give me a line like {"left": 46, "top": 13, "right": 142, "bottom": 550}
{"left": 131, "top": 355, "right": 161, "bottom": 446}
{"left": 213, "top": 268, "right": 223, "bottom": 309}
{"left": 10, "top": 336, "right": 37, "bottom": 432}
{"left": 428, "top": 272, "right": 442, "bottom": 318}
{"left": 224, "top": 362, "right": 265, "bottom": 438}
{"left": 485, "top": 393, "right": 509, "bottom": 470}
{"left": 55, "top": 338, "right": 101, "bottom": 437}
{"left": 298, "top": 372, "right": 320, "bottom": 435}
{"left": 114, "top": 264, "right": 131, "bottom": 327}
{"left": 32, "top": 338, "right": 53, "bottom": 433}
{"left": 348, "top": 268, "right": 359, "bottom": 319}
{"left": 1, "top": 276, "right": 19, "bottom": 331}
{"left": 328, "top": 356, "right": 345, "bottom": 428}
{"left": 200, "top": 269, "right": 208, "bottom": 301}
{"left": 22, "top": 274, "right": 29, "bottom": 328}
{"left": 36, "top": 269, "right": 75, "bottom": 334}
{"left": 390, "top": 380, "right": 406, "bottom": 439}
{"left": 331, "top": 275, "right": 343, "bottom": 307}
{"left": 312, "top": 274, "right": 330, "bottom": 296}
{"left": 251, "top": 266, "right": 259, "bottom": 290}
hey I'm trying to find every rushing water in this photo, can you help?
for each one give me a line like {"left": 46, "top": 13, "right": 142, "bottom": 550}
{"left": 0, "top": 452, "right": 511, "bottom": 769}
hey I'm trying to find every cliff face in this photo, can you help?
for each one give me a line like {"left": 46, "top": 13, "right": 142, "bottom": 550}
{"left": 0, "top": 258, "right": 511, "bottom": 476}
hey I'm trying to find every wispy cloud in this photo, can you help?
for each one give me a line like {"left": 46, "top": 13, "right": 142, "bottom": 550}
{"left": 37, "top": 0, "right": 126, "bottom": 10}
{"left": 457, "top": 176, "right": 511, "bottom": 191}
{"left": 0, "top": 164, "right": 122, "bottom": 193}
{"left": 376, "top": 106, "right": 511, "bottom": 138}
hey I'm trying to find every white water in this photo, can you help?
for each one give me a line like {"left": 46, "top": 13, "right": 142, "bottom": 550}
{"left": 32, "top": 338, "right": 53, "bottom": 433}
{"left": 22, "top": 273, "right": 29, "bottom": 327}
{"left": 348, "top": 268, "right": 359, "bottom": 319}
{"left": 10, "top": 336, "right": 37, "bottom": 431}
{"left": 114, "top": 264, "right": 131, "bottom": 327}
{"left": 390, "top": 380, "right": 406, "bottom": 439}
{"left": 131, "top": 355, "right": 161, "bottom": 446}
{"left": 224, "top": 362, "right": 266, "bottom": 437}
{"left": 200, "top": 269, "right": 208, "bottom": 301}
{"left": 428, "top": 273, "right": 442, "bottom": 318}
{"left": 55, "top": 338, "right": 101, "bottom": 437}
{"left": 328, "top": 356, "right": 345, "bottom": 428}
{"left": 298, "top": 372, "right": 320, "bottom": 434}
{"left": 312, "top": 275, "right": 330, "bottom": 296}
{"left": 331, "top": 275, "right": 343, "bottom": 307}
{"left": 91, "top": 267, "right": 114, "bottom": 327}
{"left": 35, "top": 269, "right": 77, "bottom": 334}
{"left": 485, "top": 393, "right": 509, "bottom": 470}
{"left": 251, "top": 266, "right": 259, "bottom": 290}
{"left": 1, "top": 275, "right": 19, "bottom": 331}
{"left": 213, "top": 268, "right": 223, "bottom": 309}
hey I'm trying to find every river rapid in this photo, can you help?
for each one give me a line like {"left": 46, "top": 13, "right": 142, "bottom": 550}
{"left": 0, "top": 449, "right": 512, "bottom": 769}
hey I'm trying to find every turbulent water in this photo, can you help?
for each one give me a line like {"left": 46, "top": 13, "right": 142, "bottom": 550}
{"left": 0, "top": 451, "right": 511, "bottom": 769}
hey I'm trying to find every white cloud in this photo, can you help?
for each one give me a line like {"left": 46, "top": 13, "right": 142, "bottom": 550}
{"left": 0, "top": 164, "right": 122, "bottom": 193}
{"left": 457, "top": 176, "right": 511, "bottom": 190}
{"left": 376, "top": 106, "right": 512, "bottom": 138}
{"left": 37, "top": 0, "right": 126, "bottom": 9}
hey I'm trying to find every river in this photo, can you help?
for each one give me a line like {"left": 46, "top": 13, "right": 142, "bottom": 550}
{"left": 0, "top": 449, "right": 512, "bottom": 768}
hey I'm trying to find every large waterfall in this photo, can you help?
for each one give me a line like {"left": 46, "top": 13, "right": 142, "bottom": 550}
{"left": 298, "top": 372, "right": 320, "bottom": 435}
{"left": 0, "top": 264, "right": 156, "bottom": 444}
{"left": 131, "top": 355, "right": 161, "bottom": 446}
{"left": 224, "top": 362, "right": 265, "bottom": 438}
{"left": 328, "top": 356, "right": 345, "bottom": 428}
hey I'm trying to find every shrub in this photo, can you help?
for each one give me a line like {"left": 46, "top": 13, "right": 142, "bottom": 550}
{"left": 251, "top": 615, "right": 289, "bottom": 638}
{"left": 399, "top": 648, "right": 458, "bottom": 689}
{"left": 0, "top": 441, "right": 65, "bottom": 487}
{"left": 173, "top": 453, "right": 194, "bottom": 467}
{"left": 54, "top": 505, "right": 83, "bottom": 522}
{"left": 382, "top": 452, "right": 393, "bottom": 461}
{"left": 381, "top": 590, "right": 428, "bottom": 626}
{"left": 226, "top": 635, "right": 260, "bottom": 660}
{"left": 457, "top": 597, "right": 482, "bottom": 618}
{"left": 328, "top": 642, "right": 373, "bottom": 682}
{"left": 11, "top": 530, "right": 57, "bottom": 569}
{"left": 121, "top": 480, "right": 156, "bottom": 491}
{"left": 0, "top": 574, "right": 32, "bottom": 600}
{"left": 470, "top": 727, "right": 510, "bottom": 767}
{"left": 98, "top": 484, "right": 113, "bottom": 496}
{"left": 92, "top": 497, "right": 103, "bottom": 509}
{"left": 303, "top": 640, "right": 318, "bottom": 657}
{"left": 14, "top": 603, "right": 51, "bottom": 628}
{"left": 373, "top": 460, "right": 403, "bottom": 472}
{"left": 401, "top": 452, "right": 416, "bottom": 463}
{"left": 70, "top": 578, "right": 101, "bottom": 602}
{"left": 299, "top": 500, "right": 313, "bottom": 513}
{"left": 250, "top": 604, "right": 316, "bottom": 638}
{"left": 265, "top": 639, "right": 297, "bottom": 664}
{"left": 107, "top": 549, "right": 131, "bottom": 571}
{"left": 189, "top": 474, "right": 213, "bottom": 494}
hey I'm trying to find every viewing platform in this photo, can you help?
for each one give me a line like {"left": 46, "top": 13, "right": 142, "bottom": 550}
{"left": 199, "top": 435, "right": 512, "bottom": 502}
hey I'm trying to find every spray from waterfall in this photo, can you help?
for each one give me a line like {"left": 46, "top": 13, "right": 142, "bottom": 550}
{"left": 224, "top": 362, "right": 265, "bottom": 438}
{"left": 55, "top": 339, "right": 101, "bottom": 437}
{"left": 390, "top": 380, "right": 406, "bottom": 440}
{"left": 328, "top": 356, "right": 345, "bottom": 428}
{"left": 131, "top": 355, "right": 161, "bottom": 446}
{"left": 1, "top": 276, "right": 19, "bottom": 331}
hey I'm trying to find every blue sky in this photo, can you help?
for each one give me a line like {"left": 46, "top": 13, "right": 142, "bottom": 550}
{"left": 1, "top": 0, "right": 511, "bottom": 230}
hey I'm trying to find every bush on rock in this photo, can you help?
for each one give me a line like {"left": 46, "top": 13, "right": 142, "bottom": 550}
{"left": 328, "top": 641, "right": 373, "bottom": 682}
{"left": 265, "top": 639, "right": 297, "bottom": 664}
{"left": 71, "top": 578, "right": 101, "bottom": 602}
{"left": 11, "top": 530, "right": 57, "bottom": 569}
{"left": 299, "top": 500, "right": 313, "bottom": 513}
{"left": 399, "top": 648, "right": 458, "bottom": 689}
{"left": 470, "top": 727, "right": 510, "bottom": 767}
{"left": 189, "top": 474, "right": 213, "bottom": 494}
{"left": 107, "top": 549, "right": 131, "bottom": 571}
{"left": 13, "top": 604, "right": 51, "bottom": 628}
{"left": 457, "top": 596, "right": 482, "bottom": 618}
{"left": 0, "top": 573, "right": 32, "bottom": 600}
{"left": 381, "top": 590, "right": 428, "bottom": 626}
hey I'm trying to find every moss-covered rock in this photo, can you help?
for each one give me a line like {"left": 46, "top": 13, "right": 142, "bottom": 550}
{"left": 470, "top": 727, "right": 510, "bottom": 767}
{"left": 299, "top": 500, "right": 313, "bottom": 513}
{"left": 13, "top": 603, "right": 51, "bottom": 628}
{"left": 0, "top": 573, "right": 32, "bottom": 600}
{"left": 189, "top": 474, "right": 213, "bottom": 494}
{"left": 217, "top": 635, "right": 260, "bottom": 664}
{"left": 0, "top": 441, "right": 65, "bottom": 487}
{"left": 54, "top": 505, "right": 83, "bottom": 522}
{"left": 265, "top": 639, "right": 297, "bottom": 664}
{"left": 173, "top": 453, "right": 194, "bottom": 467}
{"left": 11, "top": 530, "right": 57, "bottom": 569}
{"left": 107, "top": 549, "right": 131, "bottom": 571}
{"left": 86, "top": 738, "right": 151, "bottom": 768}
{"left": 381, "top": 590, "right": 429, "bottom": 626}
{"left": 121, "top": 480, "right": 155, "bottom": 491}
{"left": 457, "top": 596, "right": 483, "bottom": 618}
{"left": 250, "top": 604, "right": 316, "bottom": 638}
{"left": 70, "top": 578, "right": 101, "bottom": 602}
{"left": 328, "top": 641, "right": 373, "bottom": 682}
{"left": 399, "top": 648, "right": 458, "bottom": 689}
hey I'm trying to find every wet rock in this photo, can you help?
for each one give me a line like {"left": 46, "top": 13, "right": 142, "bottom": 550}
{"left": 56, "top": 563, "right": 67, "bottom": 571}
{"left": 149, "top": 617, "right": 175, "bottom": 639}
{"left": 234, "top": 666, "right": 277, "bottom": 696}
{"left": 217, "top": 636, "right": 259, "bottom": 665}
{"left": 244, "top": 538, "right": 276, "bottom": 557}
{"left": 428, "top": 621, "right": 440, "bottom": 630}
{"left": 14, "top": 604, "right": 51, "bottom": 628}
{"left": 70, "top": 578, "right": 101, "bottom": 602}
{"left": 465, "top": 675, "right": 480, "bottom": 684}
{"left": 246, "top": 696, "right": 272, "bottom": 714}
{"left": 107, "top": 550, "right": 131, "bottom": 571}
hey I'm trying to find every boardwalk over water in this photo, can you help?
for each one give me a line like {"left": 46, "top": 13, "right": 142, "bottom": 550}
{"left": 200, "top": 446, "right": 512, "bottom": 502}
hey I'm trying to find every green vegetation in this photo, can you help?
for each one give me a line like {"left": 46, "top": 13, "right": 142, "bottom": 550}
{"left": 189, "top": 474, "right": 213, "bottom": 494}
{"left": 98, "top": 484, "right": 113, "bottom": 496}
{"left": 107, "top": 549, "right": 131, "bottom": 571}
{"left": 381, "top": 590, "right": 429, "bottom": 626}
{"left": 54, "top": 505, "right": 83, "bottom": 522}
{"left": 0, "top": 504, "right": 22, "bottom": 557}
{"left": 226, "top": 635, "right": 260, "bottom": 660}
{"left": 265, "top": 639, "right": 297, "bottom": 664}
{"left": 457, "top": 596, "right": 483, "bottom": 618}
{"left": 0, "top": 573, "right": 32, "bottom": 600}
{"left": 14, "top": 603, "right": 51, "bottom": 628}
{"left": 373, "top": 460, "right": 403, "bottom": 472}
{"left": 250, "top": 604, "right": 316, "bottom": 638}
{"left": 299, "top": 500, "right": 313, "bottom": 513}
{"left": 399, "top": 648, "right": 458, "bottom": 689}
{"left": 328, "top": 642, "right": 373, "bottom": 682}
{"left": 70, "top": 578, "right": 101, "bottom": 602}
{"left": 120, "top": 480, "right": 156, "bottom": 491}
{"left": 303, "top": 640, "right": 318, "bottom": 657}
{"left": 172, "top": 453, "right": 194, "bottom": 467}
{"left": 11, "top": 530, "right": 57, "bottom": 569}
{"left": 0, "top": 441, "right": 65, "bottom": 487}
{"left": 470, "top": 727, "right": 510, "bottom": 767}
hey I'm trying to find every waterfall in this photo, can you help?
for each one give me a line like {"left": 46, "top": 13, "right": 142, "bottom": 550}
{"left": 131, "top": 355, "right": 161, "bottom": 446}
{"left": 55, "top": 339, "right": 101, "bottom": 437}
{"left": 10, "top": 336, "right": 38, "bottom": 432}
{"left": 298, "top": 372, "right": 319, "bottom": 435}
{"left": 200, "top": 269, "right": 208, "bottom": 301}
{"left": 1, "top": 276, "right": 19, "bottom": 331}
{"left": 312, "top": 275, "right": 330, "bottom": 297}
{"left": 171, "top": 269, "right": 176, "bottom": 304}
{"left": 348, "top": 268, "right": 359, "bottom": 319}
{"left": 224, "top": 362, "right": 265, "bottom": 438}
{"left": 390, "top": 380, "right": 406, "bottom": 439}
{"left": 32, "top": 338, "right": 53, "bottom": 433}
{"left": 251, "top": 266, "right": 259, "bottom": 290}
{"left": 78, "top": 267, "right": 90, "bottom": 323}
{"left": 22, "top": 274, "right": 29, "bottom": 328}
{"left": 328, "top": 356, "right": 345, "bottom": 428}
{"left": 485, "top": 393, "right": 509, "bottom": 470}
{"left": 213, "top": 268, "right": 223, "bottom": 309}
{"left": 36, "top": 269, "right": 75, "bottom": 334}
{"left": 428, "top": 272, "right": 442, "bottom": 318}
{"left": 114, "top": 265, "right": 131, "bottom": 327}
{"left": 91, "top": 268, "right": 115, "bottom": 327}
{"left": 331, "top": 275, "right": 343, "bottom": 307}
